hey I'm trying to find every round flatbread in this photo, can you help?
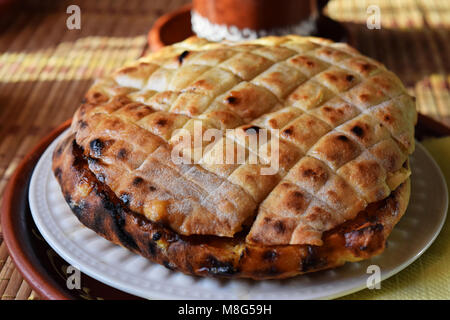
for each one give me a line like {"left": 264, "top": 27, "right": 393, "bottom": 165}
{"left": 53, "top": 35, "right": 416, "bottom": 279}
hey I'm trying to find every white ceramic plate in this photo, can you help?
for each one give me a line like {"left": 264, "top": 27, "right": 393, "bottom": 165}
{"left": 29, "top": 131, "right": 448, "bottom": 300}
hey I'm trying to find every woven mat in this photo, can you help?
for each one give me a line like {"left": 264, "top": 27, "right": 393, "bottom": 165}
{"left": 0, "top": 0, "right": 449, "bottom": 300}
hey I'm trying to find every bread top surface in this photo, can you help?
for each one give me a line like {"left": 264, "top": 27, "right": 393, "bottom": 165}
{"left": 70, "top": 35, "right": 416, "bottom": 246}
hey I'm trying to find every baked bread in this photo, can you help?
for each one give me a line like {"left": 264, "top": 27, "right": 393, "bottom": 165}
{"left": 53, "top": 35, "right": 416, "bottom": 279}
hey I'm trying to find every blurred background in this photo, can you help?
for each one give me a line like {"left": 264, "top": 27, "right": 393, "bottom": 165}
{"left": 0, "top": 0, "right": 449, "bottom": 300}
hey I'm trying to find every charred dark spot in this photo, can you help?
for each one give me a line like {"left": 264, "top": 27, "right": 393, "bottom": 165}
{"left": 178, "top": 50, "right": 190, "bottom": 64}
{"left": 346, "top": 74, "right": 355, "bottom": 82}
{"left": 274, "top": 221, "right": 286, "bottom": 234}
{"left": 148, "top": 242, "right": 156, "bottom": 256}
{"left": 283, "top": 127, "right": 293, "bottom": 136}
{"left": 155, "top": 118, "right": 168, "bottom": 127}
{"left": 293, "top": 191, "right": 304, "bottom": 198}
{"left": 152, "top": 231, "right": 162, "bottom": 241}
{"left": 371, "top": 224, "right": 383, "bottom": 232}
{"left": 226, "top": 96, "right": 238, "bottom": 104}
{"left": 120, "top": 193, "right": 131, "bottom": 206}
{"left": 359, "top": 93, "right": 370, "bottom": 102}
{"left": 287, "top": 191, "right": 308, "bottom": 214}
{"left": 361, "top": 63, "right": 371, "bottom": 71}
{"left": 54, "top": 167, "right": 62, "bottom": 180}
{"left": 75, "top": 140, "right": 84, "bottom": 153}
{"left": 204, "top": 255, "right": 237, "bottom": 276}
{"left": 326, "top": 74, "right": 338, "bottom": 82}
{"left": 306, "top": 60, "right": 314, "bottom": 67}
{"left": 244, "top": 247, "right": 251, "bottom": 257}
{"left": 167, "top": 233, "right": 180, "bottom": 243}
{"left": 244, "top": 125, "right": 260, "bottom": 134}
{"left": 239, "top": 249, "right": 246, "bottom": 262}
{"left": 64, "top": 192, "right": 72, "bottom": 204}
{"left": 301, "top": 168, "right": 328, "bottom": 182}
{"left": 132, "top": 177, "right": 144, "bottom": 186}
{"left": 89, "top": 139, "right": 104, "bottom": 157}
{"left": 117, "top": 148, "right": 127, "bottom": 160}
{"left": 351, "top": 125, "right": 364, "bottom": 137}
{"left": 97, "top": 173, "right": 105, "bottom": 183}
{"left": 92, "top": 203, "right": 106, "bottom": 235}
{"left": 149, "top": 185, "right": 157, "bottom": 192}
{"left": 302, "top": 169, "right": 316, "bottom": 178}
{"left": 262, "top": 250, "right": 278, "bottom": 262}
{"left": 72, "top": 155, "right": 83, "bottom": 168}
{"left": 98, "top": 191, "right": 138, "bottom": 250}
{"left": 163, "top": 260, "right": 176, "bottom": 271}
{"left": 301, "top": 245, "right": 327, "bottom": 272}
{"left": 337, "top": 134, "right": 349, "bottom": 142}
{"left": 69, "top": 202, "right": 84, "bottom": 219}
{"left": 65, "top": 192, "right": 84, "bottom": 219}
{"left": 87, "top": 156, "right": 99, "bottom": 166}
{"left": 344, "top": 224, "right": 384, "bottom": 254}
{"left": 384, "top": 114, "right": 391, "bottom": 122}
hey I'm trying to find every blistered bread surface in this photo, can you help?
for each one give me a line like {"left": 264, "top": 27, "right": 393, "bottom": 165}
{"left": 71, "top": 35, "right": 416, "bottom": 246}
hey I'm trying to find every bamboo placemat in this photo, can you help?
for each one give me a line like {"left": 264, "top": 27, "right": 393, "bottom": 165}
{"left": 0, "top": 0, "right": 449, "bottom": 300}
{"left": 0, "top": 0, "right": 190, "bottom": 300}
{"left": 327, "top": 0, "right": 450, "bottom": 127}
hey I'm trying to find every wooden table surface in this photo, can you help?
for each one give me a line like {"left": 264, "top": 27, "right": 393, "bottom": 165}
{"left": 0, "top": 0, "right": 449, "bottom": 300}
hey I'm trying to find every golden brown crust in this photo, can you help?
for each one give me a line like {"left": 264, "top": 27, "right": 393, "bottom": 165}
{"left": 69, "top": 36, "right": 416, "bottom": 246}
{"left": 52, "top": 135, "right": 410, "bottom": 279}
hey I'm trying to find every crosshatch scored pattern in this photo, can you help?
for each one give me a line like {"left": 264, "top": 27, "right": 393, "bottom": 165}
{"left": 71, "top": 35, "right": 416, "bottom": 248}
{"left": 1, "top": 0, "right": 449, "bottom": 302}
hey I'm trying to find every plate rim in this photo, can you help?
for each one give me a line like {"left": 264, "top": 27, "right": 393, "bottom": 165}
{"left": 0, "top": 119, "right": 72, "bottom": 300}
{"left": 326, "top": 141, "right": 449, "bottom": 299}
{"left": 28, "top": 132, "right": 448, "bottom": 300}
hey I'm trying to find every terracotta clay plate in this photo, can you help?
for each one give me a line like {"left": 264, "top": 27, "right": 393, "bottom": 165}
{"left": 148, "top": 4, "right": 352, "bottom": 52}
{"left": 0, "top": 120, "right": 142, "bottom": 300}
{"left": 1, "top": 114, "right": 448, "bottom": 299}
